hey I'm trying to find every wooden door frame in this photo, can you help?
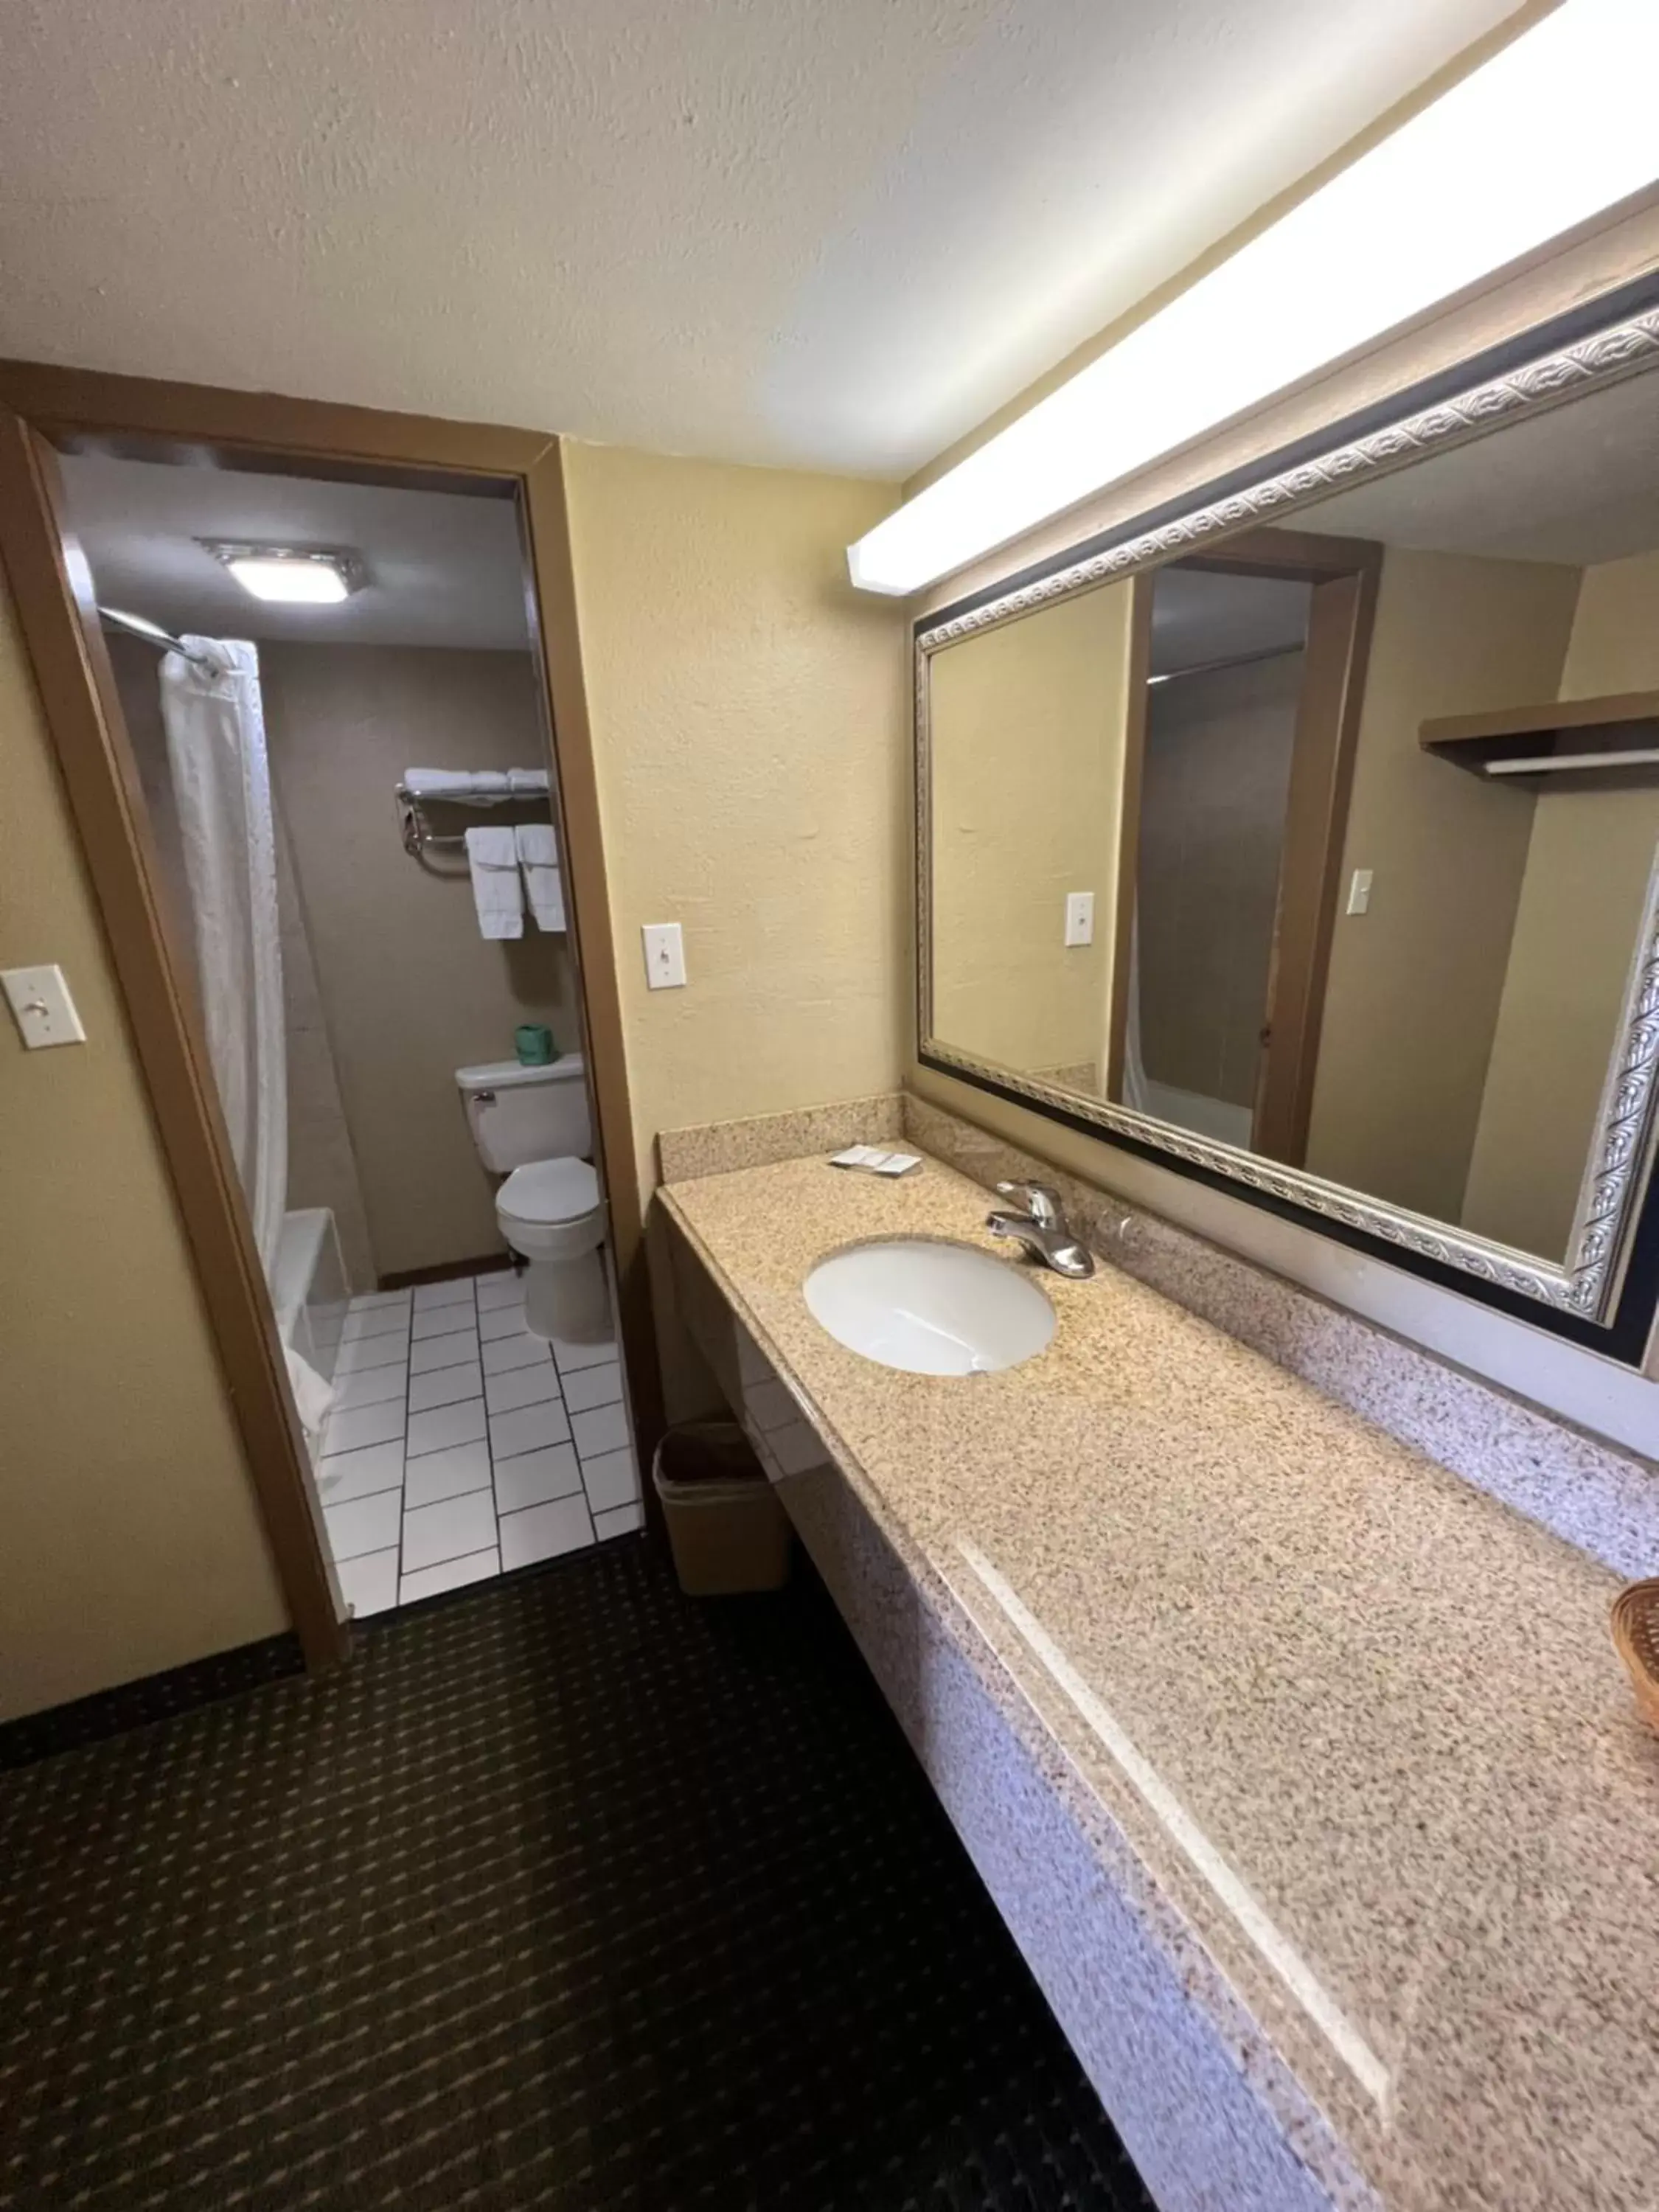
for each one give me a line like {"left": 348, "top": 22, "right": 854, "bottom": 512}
{"left": 1109, "top": 527, "right": 1380, "bottom": 1166}
{"left": 1251, "top": 557, "right": 1380, "bottom": 1164}
{"left": 1103, "top": 576, "right": 1154, "bottom": 1102}
{"left": 0, "top": 360, "right": 661, "bottom": 1674}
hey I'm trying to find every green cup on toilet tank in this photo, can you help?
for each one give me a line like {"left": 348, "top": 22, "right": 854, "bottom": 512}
{"left": 515, "top": 1023, "right": 556, "bottom": 1066}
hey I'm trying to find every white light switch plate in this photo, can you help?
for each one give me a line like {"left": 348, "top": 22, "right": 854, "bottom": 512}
{"left": 641, "top": 922, "right": 686, "bottom": 990}
{"left": 1346, "top": 868, "right": 1374, "bottom": 917}
{"left": 1064, "top": 891, "right": 1095, "bottom": 947}
{"left": 3, "top": 963, "right": 87, "bottom": 1048}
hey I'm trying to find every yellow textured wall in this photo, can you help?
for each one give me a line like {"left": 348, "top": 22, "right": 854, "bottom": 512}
{"left": 928, "top": 580, "right": 1134, "bottom": 1087}
{"left": 0, "top": 576, "right": 287, "bottom": 1722}
{"left": 1557, "top": 546, "right": 1659, "bottom": 695}
{"left": 563, "top": 445, "right": 908, "bottom": 1203}
{"left": 1303, "top": 548, "right": 1578, "bottom": 1220}
{"left": 1463, "top": 549, "right": 1659, "bottom": 1256}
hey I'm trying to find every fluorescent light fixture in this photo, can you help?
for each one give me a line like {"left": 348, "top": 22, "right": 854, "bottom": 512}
{"left": 849, "top": 0, "right": 1659, "bottom": 597}
{"left": 229, "top": 556, "right": 349, "bottom": 604}
{"left": 203, "top": 542, "right": 362, "bottom": 605}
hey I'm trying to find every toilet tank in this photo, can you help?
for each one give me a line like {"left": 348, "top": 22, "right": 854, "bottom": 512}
{"left": 456, "top": 1053, "right": 591, "bottom": 1172}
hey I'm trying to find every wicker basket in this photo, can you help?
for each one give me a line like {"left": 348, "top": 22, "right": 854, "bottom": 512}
{"left": 1610, "top": 1579, "right": 1659, "bottom": 1729}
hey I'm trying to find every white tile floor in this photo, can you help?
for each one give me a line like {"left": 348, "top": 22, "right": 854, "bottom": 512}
{"left": 316, "top": 1267, "right": 644, "bottom": 1618}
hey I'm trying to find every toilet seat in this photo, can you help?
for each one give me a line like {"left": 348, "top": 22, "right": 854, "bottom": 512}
{"left": 498, "top": 1156, "right": 599, "bottom": 1224}
{"left": 496, "top": 1155, "right": 606, "bottom": 1263}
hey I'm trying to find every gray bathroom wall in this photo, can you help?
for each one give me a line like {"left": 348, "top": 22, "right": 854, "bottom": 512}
{"left": 1136, "top": 651, "right": 1302, "bottom": 1113}
{"left": 260, "top": 641, "right": 579, "bottom": 1281}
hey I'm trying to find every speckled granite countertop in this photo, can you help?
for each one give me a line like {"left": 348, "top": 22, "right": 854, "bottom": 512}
{"left": 660, "top": 1150, "right": 1659, "bottom": 2212}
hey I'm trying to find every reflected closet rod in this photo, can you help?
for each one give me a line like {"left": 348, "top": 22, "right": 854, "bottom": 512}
{"left": 97, "top": 605, "right": 220, "bottom": 672}
{"left": 1146, "top": 640, "right": 1303, "bottom": 687}
{"left": 1484, "top": 746, "right": 1659, "bottom": 777}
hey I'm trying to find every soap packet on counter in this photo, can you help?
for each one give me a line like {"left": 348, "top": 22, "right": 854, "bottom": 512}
{"left": 828, "top": 1144, "right": 922, "bottom": 1178}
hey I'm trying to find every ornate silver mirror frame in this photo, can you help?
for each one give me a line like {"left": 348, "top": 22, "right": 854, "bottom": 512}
{"left": 916, "top": 289, "right": 1659, "bottom": 1341}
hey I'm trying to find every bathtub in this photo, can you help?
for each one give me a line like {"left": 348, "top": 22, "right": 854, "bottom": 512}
{"left": 271, "top": 1206, "right": 348, "bottom": 1385}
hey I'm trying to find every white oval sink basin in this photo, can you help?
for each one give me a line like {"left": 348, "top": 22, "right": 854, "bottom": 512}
{"left": 804, "top": 1239, "right": 1056, "bottom": 1377}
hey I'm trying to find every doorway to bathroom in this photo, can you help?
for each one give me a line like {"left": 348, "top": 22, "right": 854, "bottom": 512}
{"left": 1106, "top": 530, "right": 1379, "bottom": 1169}
{"left": 0, "top": 366, "right": 656, "bottom": 1657}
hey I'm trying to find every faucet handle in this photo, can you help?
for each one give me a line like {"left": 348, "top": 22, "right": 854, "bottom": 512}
{"left": 995, "top": 1179, "right": 1062, "bottom": 1226}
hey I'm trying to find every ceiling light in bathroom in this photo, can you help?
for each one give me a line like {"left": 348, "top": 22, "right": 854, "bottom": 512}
{"left": 204, "top": 543, "right": 362, "bottom": 604}
{"left": 847, "top": 0, "right": 1659, "bottom": 597}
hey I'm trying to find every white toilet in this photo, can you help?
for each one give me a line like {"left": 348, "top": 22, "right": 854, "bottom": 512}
{"left": 455, "top": 1054, "right": 611, "bottom": 1343}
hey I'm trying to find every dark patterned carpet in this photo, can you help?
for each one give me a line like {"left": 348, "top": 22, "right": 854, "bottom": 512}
{"left": 0, "top": 1539, "right": 1152, "bottom": 2211}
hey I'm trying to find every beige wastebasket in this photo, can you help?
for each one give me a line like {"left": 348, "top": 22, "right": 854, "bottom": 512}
{"left": 653, "top": 1421, "right": 792, "bottom": 1596}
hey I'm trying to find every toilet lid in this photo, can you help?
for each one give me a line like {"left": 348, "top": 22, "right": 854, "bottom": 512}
{"left": 498, "top": 1158, "right": 601, "bottom": 1224}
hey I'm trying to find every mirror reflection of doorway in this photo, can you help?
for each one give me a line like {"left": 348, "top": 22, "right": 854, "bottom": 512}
{"left": 1108, "top": 533, "right": 1380, "bottom": 1165}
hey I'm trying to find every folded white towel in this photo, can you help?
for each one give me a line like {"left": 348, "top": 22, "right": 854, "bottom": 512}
{"left": 403, "top": 768, "right": 549, "bottom": 799}
{"left": 515, "top": 821, "right": 566, "bottom": 932}
{"left": 405, "top": 768, "right": 512, "bottom": 798}
{"left": 465, "top": 825, "right": 524, "bottom": 939}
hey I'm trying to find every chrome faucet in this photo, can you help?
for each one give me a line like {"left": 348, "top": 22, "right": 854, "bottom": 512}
{"left": 984, "top": 1180, "right": 1096, "bottom": 1279}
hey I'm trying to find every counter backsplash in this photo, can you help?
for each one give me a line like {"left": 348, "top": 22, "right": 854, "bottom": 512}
{"left": 657, "top": 1092, "right": 906, "bottom": 1185}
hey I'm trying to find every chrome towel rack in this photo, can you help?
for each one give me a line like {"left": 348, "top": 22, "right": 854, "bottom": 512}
{"left": 395, "top": 779, "right": 551, "bottom": 857}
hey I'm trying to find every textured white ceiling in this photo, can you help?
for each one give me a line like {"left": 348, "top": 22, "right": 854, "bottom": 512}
{"left": 2, "top": 1, "right": 1521, "bottom": 479}
{"left": 60, "top": 453, "right": 531, "bottom": 650}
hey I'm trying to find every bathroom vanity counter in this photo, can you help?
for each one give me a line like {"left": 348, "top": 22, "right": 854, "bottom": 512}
{"left": 658, "top": 1150, "right": 1659, "bottom": 2212}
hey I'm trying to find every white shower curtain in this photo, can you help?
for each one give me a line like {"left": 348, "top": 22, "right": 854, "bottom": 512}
{"left": 159, "top": 638, "right": 288, "bottom": 1276}
{"left": 1120, "top": 908, "right": 1150, "bottom": 1116}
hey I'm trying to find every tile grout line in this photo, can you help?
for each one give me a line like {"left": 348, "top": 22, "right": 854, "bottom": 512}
{"left": 335, "top": 1270, "right": 641, "bottom": 1599}
{"left": 487, "top": 1335, "right": 505, "bottom": 1568}
{"left": 397, "top": 1312, "right": 415, "bottom": 1573}
{"left": 324, "top": 1294, "right": 413, "bottom": 1610}
{"left": 400, "top": 1281, "right": 480, "bottom": 1601}
{"left": 394, "top": 1310, "right": 410, "bottom": 1600}
{"left": 482, "top": 1273, "right": 504, "bottom": 1568}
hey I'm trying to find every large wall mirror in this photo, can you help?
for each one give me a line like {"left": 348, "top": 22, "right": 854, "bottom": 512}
{"left": 918, "top": 288, "right": 1659, "bottom": 1357}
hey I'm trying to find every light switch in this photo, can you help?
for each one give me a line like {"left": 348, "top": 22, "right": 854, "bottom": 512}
{"left": 3, "top": 963, "right": 87, "bottom": 1048}
{"left": 641, "top": 922, "right": 686, "bottom": 990}
{"left": 1064, "top": 891, "right": 1095, "bottom": 947}
{"left": 1346, "top": 869, "right": 1374, "bottom": 917}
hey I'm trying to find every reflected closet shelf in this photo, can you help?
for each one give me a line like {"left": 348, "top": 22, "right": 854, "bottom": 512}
{"left": 1420, "top": 688, "right": 1659, "bottom": 780}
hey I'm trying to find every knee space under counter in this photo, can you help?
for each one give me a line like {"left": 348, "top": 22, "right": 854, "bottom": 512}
{"left": 654, "top": 1195, "right": 1356, "bottom": 2212}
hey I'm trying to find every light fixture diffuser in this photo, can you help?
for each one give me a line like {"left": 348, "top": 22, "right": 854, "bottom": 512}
{"left": 202, "top": 542, "right": 362, "bottom": 605}
{"left": 849, "top": 0, "right": 1659, "bottom": 597}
